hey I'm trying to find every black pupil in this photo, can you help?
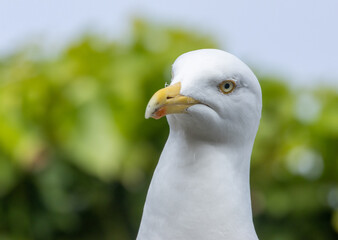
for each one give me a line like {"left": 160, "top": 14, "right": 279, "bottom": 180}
{"left": 224, "top": 83, "right": 230, "bottom": 89}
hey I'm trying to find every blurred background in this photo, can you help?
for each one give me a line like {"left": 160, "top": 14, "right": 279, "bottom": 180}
{"left": 0, "top": 1, "right": 337, "bottom": 240}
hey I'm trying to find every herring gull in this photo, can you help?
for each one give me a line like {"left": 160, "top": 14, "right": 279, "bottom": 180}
{"left": 138, "top": 49, "right": 262, "bottom": 240}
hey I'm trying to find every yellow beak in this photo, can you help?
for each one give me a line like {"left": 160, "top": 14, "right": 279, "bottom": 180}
{"left": 145, "top": 82, "right": 200, "bottom": 119}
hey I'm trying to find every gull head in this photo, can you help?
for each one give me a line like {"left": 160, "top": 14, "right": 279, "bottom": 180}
{"left": 145, "top": 49, "right": 262, "bottom": 144}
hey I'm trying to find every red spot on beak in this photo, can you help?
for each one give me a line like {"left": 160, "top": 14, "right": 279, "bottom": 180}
{"left": 153, "top": 107, "right": 166, "bottom": 119}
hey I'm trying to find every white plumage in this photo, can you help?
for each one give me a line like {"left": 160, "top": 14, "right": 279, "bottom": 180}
{"left": 138, "top": 49, "right": 262, "bottom": 240}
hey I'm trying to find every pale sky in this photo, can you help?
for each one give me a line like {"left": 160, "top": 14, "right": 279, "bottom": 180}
{"left": 1, "top": 0, "right": 338, "bottom": 87}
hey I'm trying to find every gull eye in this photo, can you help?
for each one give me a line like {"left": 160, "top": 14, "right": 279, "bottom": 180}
{"left": 219, "top": 80, "right": 236, "bottom": 94}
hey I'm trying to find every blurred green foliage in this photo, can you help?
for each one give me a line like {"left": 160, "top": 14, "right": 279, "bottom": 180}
{"left": 0, "top": 20, "right": 337, "bottom": 240}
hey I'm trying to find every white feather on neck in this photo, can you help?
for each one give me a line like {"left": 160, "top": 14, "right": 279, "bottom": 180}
{"left": 137, "top": 127, "right": 259, "bottom": 240}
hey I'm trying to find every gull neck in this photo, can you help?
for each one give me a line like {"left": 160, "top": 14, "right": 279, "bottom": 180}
{"left": 137, "top": 130, "right": 259, "bottom": 240}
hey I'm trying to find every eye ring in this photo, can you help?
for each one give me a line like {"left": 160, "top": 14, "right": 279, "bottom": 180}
{"left": 219, "top": 80, "right": 236, "bottom": 94}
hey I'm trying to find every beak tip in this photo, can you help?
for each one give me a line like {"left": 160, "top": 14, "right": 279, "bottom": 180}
{"left": 145, "top": 105, "right": 153, "bottom": 119}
